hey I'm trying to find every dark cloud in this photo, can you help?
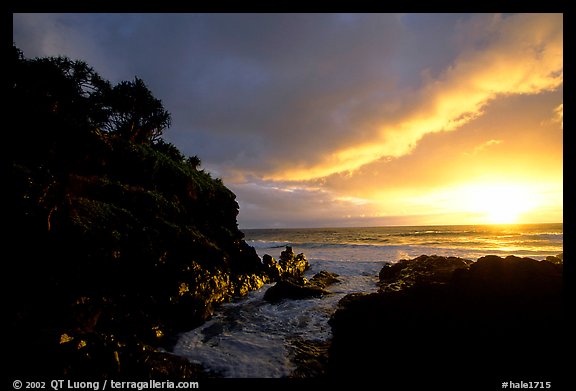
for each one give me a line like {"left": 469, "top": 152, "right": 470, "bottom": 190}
{"left": 13, "top": 13, "right": 563, "bottom": 227}
{"left": 13, "top": 13, "right": 462, "bottom": 175}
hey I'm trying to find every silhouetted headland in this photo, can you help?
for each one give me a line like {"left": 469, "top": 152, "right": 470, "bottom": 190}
{"left": 8, "top": 46, "right": 308, "bottom": 378}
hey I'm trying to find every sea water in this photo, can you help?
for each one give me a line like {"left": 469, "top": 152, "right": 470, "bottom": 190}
{"left": 173, "top": 223, "right": 562, "bottom": 377}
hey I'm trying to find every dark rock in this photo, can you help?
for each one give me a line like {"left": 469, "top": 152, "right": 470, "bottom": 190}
{"left": 263, "top": 278, "right": 329, "bottom": 303}
{"left": 278, "top": 246, "right": 310, "bottom": 277}
{"left": 378, "top": 254, "right": 472, "bottom": 292}
{"left": 262, "top": 254, "right": 281, "bottom": 280}
{"left": 263, "top": 254, "right": 276, "bottom": 267}
{"left": 328, "top": 255, "right": 565, "bottom": 388}
{"left": 452, "top": 255, "right": 563, "bottom": 297}
{"left": 280, "top": 246, "right": 295, "bottom": 263}
{"left": 287, "top": 338, "right": 331, "bottom": 378}
{"left": 261, "top": 248, "right": 327, "bottom": 303}
{"left": 309, "top": 270, "right": 340, "bottom": 289}
{"left": 201, "top": 322, "right": 224, "bottom": 343}
{"left": 336, "top": 292, "right": 368, "bottom": 308}
{"left": 546, "top": 253, "right": 563, "bottom": 264}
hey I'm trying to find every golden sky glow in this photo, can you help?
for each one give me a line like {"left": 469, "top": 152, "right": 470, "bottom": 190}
{"left": 385, "top": 180, "right": 562, "bottom": 225}
{"left": 266, "top": 13, "right": 563, "bottom": 183}
{"left": 13, "top": 13, "right": 563, "bottom": 228}
{"left": 243, "top": 13, "right": 563, "bottom": 227}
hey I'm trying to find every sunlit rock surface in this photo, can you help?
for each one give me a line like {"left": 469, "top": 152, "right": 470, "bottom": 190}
{"left": 262, "top": 247, "right": 334, "bottom": 302}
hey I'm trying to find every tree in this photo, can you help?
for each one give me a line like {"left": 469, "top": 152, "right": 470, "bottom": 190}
{"left": 11, "top": 46, "right": 172, "bottom": 146}
{"left": 186, "top": 155, "right": 202, "bottom": 170}
{"left": 10, "top": 47, "right": 111, "bottom": 167}
{"left": 102, "top": 77, "right": 171, "bottom": 144}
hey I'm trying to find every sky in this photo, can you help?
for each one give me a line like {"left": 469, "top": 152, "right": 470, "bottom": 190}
{"left": 12, "top": 13, "right": 563, "bottom": 228}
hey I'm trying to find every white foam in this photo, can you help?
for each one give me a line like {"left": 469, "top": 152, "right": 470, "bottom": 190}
{"left": 173, "top": 224, "right": 563, "bottom": 377}
{"left": 173, "top": 256, "right": 384, "bottom": 378}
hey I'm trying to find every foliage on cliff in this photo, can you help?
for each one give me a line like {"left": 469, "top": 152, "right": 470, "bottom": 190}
{"left": 7, "top": 46, "right": 264, "bottom": 377}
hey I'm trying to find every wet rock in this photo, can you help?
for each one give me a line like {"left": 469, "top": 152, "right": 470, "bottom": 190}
{"left": 287, "top": 338, "right": 331, "bottom": 378}
{"left": 261, "top": 247, "right": 327, "bottom": 303}
{"left": 328, "top": 255, "right": 565, "bottom": 387}
{"left": 309, "top": 270, "right": 340, "bottom": 289}
{"left": 452, "top": 254, "right": 563, "bottom": 296}
{"left": 233, "top": 273, "right": 267, "bottom": 297}
{"left": 378, "top": 254, "right": 472, "bottom": 292}
{"left": 546, "top": 252, "right": 563, "bottom": 264}
{"left": 262, "top": 254, "right": 281, "bottom": 280}
{"left": 263, "top": 278, "right": 329, "bottom": 302}
{"left": 201, "top": 322, "right": 225, "bottom": 343}
{"left": 262, "top": 246, "right": 311, "bottom": 282}
{"left": 279, "top": 246, "right": 310, "bottom": 277}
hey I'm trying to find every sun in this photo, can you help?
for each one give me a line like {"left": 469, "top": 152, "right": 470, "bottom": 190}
{"left": 476, "top": 191, "right": 526, "bottom": 224}
{"left": 378, "top": 181, "right": 547, "bottom": 226}
{"left": 460, "top": 182, "right": 537, "bottom": 224}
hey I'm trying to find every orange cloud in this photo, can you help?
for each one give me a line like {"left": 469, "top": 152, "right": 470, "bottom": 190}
{"left": 267, "top": 13, "right": 563, "bottom": 182}
{"left": 463, "top": 139, "right": 503, "bottom": 156}
{"left": 553, "top": 103, "right": 563, "bottom": 129}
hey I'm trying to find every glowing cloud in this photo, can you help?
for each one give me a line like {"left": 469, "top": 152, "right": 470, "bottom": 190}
{"left": 553, "top": 103, "right": 563, "bottom": 129}
{"left": 13, "top": 13, "right": 563, "bottom": 227}
{"left": 268, "top": 13, "right": 563, "bottom": 182}
{"left": 464, "top": 139, "right": 503, "bottom": 156}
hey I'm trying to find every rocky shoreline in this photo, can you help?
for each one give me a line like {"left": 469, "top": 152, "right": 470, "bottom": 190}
{"left": 165, "top": 250, "right": 565, "bottom": 386}
{"left": 9, "top": 46, "right": 565, "bottom": 386}
{"left": 9, "top": 47, "right": 324, "bottom": 379}
{"left": 168, "top": 251, "right": 564, "bottom": 384}
{"left": 9, "top": 244, "right": 316, "bottom": 379}
{"left": 327, "top": 253, "right": 565, "bottom": 388}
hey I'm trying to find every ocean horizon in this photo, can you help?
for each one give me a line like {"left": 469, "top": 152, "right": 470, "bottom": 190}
{"left": 243, "top": 222, "right": 563, "bottom": 262}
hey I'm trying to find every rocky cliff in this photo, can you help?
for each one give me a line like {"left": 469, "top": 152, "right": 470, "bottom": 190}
{"left": 7, "top": 46, "right": 290, "bottom": 378}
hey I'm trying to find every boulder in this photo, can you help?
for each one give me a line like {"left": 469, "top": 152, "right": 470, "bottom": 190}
{"left": 262, "top": 254, "right": 281, "bottom": 280}
{"left": 279, "top": 246, "right": 310, "bottom": 277}
{"left": 452, "top": 254, "right": 563, "bottom": 297}
{"left": 546, "top": 253, "right": 563, "bottom": 264}
{"left": 309, "top": 270, "right": 340, "bottom": 289}
{"left": 262, "top": 246, "right": 311, "bottom": 282}
{"left": 328, "top": 254, "right": 565, "bottom": 387}
{"left": 378, "top": 254, "right": 472, "bottom": 292}
{"left": 263, "top": 278, "right": 329, "bottom": 303}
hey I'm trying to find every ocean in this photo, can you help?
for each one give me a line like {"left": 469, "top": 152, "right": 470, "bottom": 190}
{"left": 173, "top": 223, "right": 563, "bottom": 378}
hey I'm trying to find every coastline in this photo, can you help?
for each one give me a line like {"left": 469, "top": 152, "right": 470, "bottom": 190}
{"left": 169, "top": 247, "right": 564, "bottom": 386}
{"left": 9, "top": 35, "right": 564, "bottom": 389}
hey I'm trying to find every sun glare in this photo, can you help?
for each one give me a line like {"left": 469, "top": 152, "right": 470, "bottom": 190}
{"left": 458, "top": 182, "right": 538, "bottom": 224}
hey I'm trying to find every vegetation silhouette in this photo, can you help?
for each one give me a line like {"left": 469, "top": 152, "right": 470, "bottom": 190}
{"left": 8, "top": 45, "right": 265, "bottom": 377}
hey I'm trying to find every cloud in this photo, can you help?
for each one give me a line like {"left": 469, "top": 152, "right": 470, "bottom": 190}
{"left": 12, "top": 13, "right": 563, "bottom": 227}
{"left": 463, "top": 139, "right": 503, "bottom": 156}
{"left": 266, "top": 13, "right": 563, "bottom": 181}
{"left": 553, "top": 103, "right": 563, "bottom": 130}
{"left": 230, "top": 180, "right": 379, "bottom": 228}
{"left": 12, "top": 14, "right": 451, "bottom": 178}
